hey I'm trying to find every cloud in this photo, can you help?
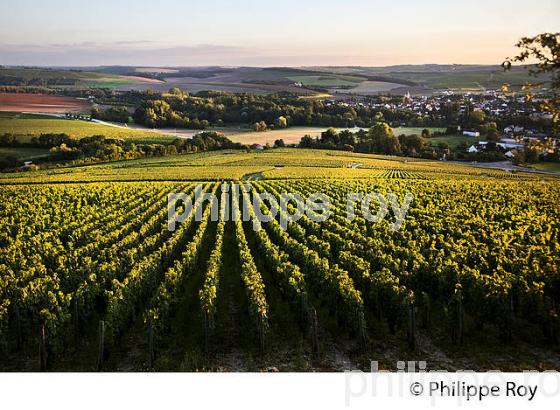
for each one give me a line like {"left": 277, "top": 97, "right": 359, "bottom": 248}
{"left": 0, "top": 42, "right": 249, "bottom": 66}
{"left": 112, "top": 40, "right": 155, "bottom": 46}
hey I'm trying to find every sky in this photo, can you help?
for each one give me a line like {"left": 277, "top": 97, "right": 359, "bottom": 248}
{"left": 0, "top": 0, "right": 558, "bottom": 67}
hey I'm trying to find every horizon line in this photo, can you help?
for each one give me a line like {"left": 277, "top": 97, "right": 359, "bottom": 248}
{"left": 0, "top": 63, "right": 525, "bottom": 69}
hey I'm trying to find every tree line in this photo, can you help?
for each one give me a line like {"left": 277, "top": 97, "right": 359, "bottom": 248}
{"left": 296, "top": 123, "right": 542, "bottom": 162}
{"left": 120, "top": 90, "right": 447, "bottom": 130}
{"left": 298, "top": 124, "right": 448, "bottom": 159}
{"left": 0, "top": 131, "right": 246, "bottom": 170}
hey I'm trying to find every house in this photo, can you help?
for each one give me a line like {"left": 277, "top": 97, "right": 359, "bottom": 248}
{"left": 527, "top": 132, "right": 548, "bottom": 140}
{"left": 468, "top": 141, "right": 524, "bottom": 154}
{"left": 499, "top": 138, "right": 525, "bottom": 150}
{"left": 463, "top": 131, "right": 480, "bottom": 137}
{"left": 504, "top": 150, "right": 517, "bottom": 159}
{"left": 250, "top": 144, "right": 264, "bottom": 150}
{"left": 499, "top": 137, "right": 517, "bottom": 144}
{"left": 504, "top": 125, "right": 524, "bottom": 134}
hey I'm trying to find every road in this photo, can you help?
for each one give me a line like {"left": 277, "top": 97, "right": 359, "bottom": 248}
{"left": 449, "top": 160, "right": 560, "bottom": 176}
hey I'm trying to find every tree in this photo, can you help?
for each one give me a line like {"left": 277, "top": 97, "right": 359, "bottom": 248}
{"left": 299, "top": 135, "right": 315, "bottom": 148}
{"left": 366, "top": 122, "right": 401, "bottom": 155}
{"left": 169, "top": 87, "right": 186, "bottom": 97}
{"left": 486, "top": 125, "right": 500, "bottom": 142}
{"left": 338, "top": 130, "right": 355, "bottom": 146}
{"left": 421, "top": 128, "right": 431, "bottom": 138}
{"left": 0, "top": 133, "right": 17, "bottom": 146}
{"left": 399, "top": 134, "right": 428, "bottom": 156}
{"left": 470, "top": 109, "right": 485, "bottom": 124}
{"left": 254, "top": 121, "right": 267, "bottom": 132}
{"left": 166, "top": 145, "right": 178, "bottom": 156}
{"left": 512, "top": 150, "right": 525, "bottom": 165}
{"left": 0, "top": 155, "right": 19, "bottom": 170}
{"left": 92, "top": 105, "right": 129, "bottom": 123}
{"left": 525, "top": 145, "right": 540, "bottom": 163}
{"left": 320, "top": 128, "right": 338, "bottom": 145}
{"left": 277, "top": 116, "right": 288, "bottom": 128}
{"left": 505, "top": 33, "right": 560, "bottom": 129}
{"left": 274, "top": 139, "right": 286, "bottom": 148}
{"left": 134, "top": 100, "right": 172, "bottom": 128}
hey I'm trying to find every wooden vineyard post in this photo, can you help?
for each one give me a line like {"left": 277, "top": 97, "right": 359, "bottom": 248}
{"left": 358, "top": 311, "right": 367, "bottom": 347}
{"left": 450, "top": 289, "right": 464, "bottom": 346}
{"left": 457, "top": 294, "right": 464, "bottom": 346}
{"left": 421, "top": 292, "right": 431, "bottom": 330}
{"left": 543, "top": 297, "right": 558, "bottom": 343}
{"left": 507, "top": 291, "right": 514, "bottom": 344}
{"left": 39, "top": 323, "right": 47, "bottom": 371}
{"left": 148, "top": 316, "right": 155, "bottom": 368}
{"left": 300, "top": 292, "right": 307, "bottom": 330}
{"left": 97, "top": 320, "right": 105, "bottom": 371}
{"left": 310, "top": 308, "right": 319, "bottom": 354}
{"left": 407, "top": 302, "right": 416, "bottom": 351}
{"left": 375, "top": 289, "right": 382, "bottom": 321}
{"left": 553, "top": 300, "right": 559, "bottom": 343}
{"left": 203, "top": 313, "right": 209, "bottom": 356}
{"left": 15, "top": 304, "right": 22, "bottom": 350}
{"left": 72, "top": 297, "right": 79, "bottom": 339}
{"left": 258, "top": 316, "right": 265, "bottom": 356}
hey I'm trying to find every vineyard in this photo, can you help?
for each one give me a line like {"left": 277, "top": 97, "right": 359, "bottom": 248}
{"left": 0, "top": 150, "right": 559, "bottom": 371}
{"left": 0, "top": 113, "right": 174, "bottom": 145}
{"left": 1, "top": 148, "right": 553, "bottom": 184}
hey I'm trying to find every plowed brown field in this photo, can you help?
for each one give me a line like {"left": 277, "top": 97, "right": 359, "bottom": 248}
{"left": 0, "top": 93, "right": 91, "bottom": 113}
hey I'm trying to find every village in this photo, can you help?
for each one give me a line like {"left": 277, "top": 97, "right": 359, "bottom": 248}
{"left": 323, "top": 89, "right": 559, "bottom": 164}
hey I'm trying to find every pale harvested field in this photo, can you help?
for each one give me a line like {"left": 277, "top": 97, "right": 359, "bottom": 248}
{"left": 228, "top": 127, "right": 327, "bottom": 145}
{"left": 227, "top": 126, "right": 447, "bottom": 145}
{"left": 329, "top": 80, "right": 404, "bottom": 94}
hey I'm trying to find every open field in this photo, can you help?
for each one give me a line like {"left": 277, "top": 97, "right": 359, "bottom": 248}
{"left": 108, "top": 65, "right": 532, "bottom": 95}
{"left": 307, "top": 65, "right": 547, "bottom": 92}
{"left": 1, "top": 66, "right": 543, "bottom": 97}
{"left": 135, "top": 68, "right": 180, "bottom": 74}
{"left": 287, "top": 74, "right": 364, "bottom": 88}
{"left": 0, "top": 148, "right": 559, "bottom": 372}
{"left": 392, "top": 127, "right": 446, "bottom": 135}
{"left": 428, "top": 134, "right": 483, "bottom": 148}
{"left": 116, "top": 67, "right": 317, "bottom": 94}
{"left": 228, "top": 126, "right": 448, "bottom": 145}
{"left": 83, "top": 75, "right": 163, "bottom": 88}
{"left": 112, "top": 66, "right": 417, "bottom": 95}
{"left": 526, "top": 162, "right": 560, "bottom": 173}
{"left": 1, "top": 65, "right": 545, "bottom": 97}
{"left": 0, "top": 92, "right": 91, "bottom": 113}
{"left": 330, "top": 80, "right": 407, "bottom": 94}
{"left": 383, "top": 67, "right": 544, "bottom": 91}
{"left": 0, "top": 147, "right": 49, "bottom": 160}
{"left": 228, "top": 127, "right": 327, "bottom": 145}
{"left": 0, "top": 67, "right": 164, "bottom": 89}
{"left": 286, "top": 73, "right": 409, "bottom": 94}
{"left": 0, "top": 113, "right": 175, "bottom": 144}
